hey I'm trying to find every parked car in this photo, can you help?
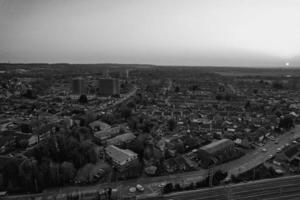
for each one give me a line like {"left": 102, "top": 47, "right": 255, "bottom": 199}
{"left": 136, "top": 184, "right": 144, "bottom": 192}
{"left": 268, "top": 154, "right": 273, "bottom": 158}
{"left": 261, "top": 148, "right": 267, "bottom": 152}
{"left": 273, "top": 160, "right": 281, "bottom": 166}
{"left": 129, "top": 187, "right": 136, "bottom": 193}
{"left": 159, "top": 182, "right": 167, "bottom": 188}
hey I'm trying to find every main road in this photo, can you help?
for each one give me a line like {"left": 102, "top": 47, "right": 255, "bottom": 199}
{"left": 95, "top": 84, "right": 138, "bottom": 112}
{"left": 5, "top": 126, "right": 300, "bottom": 200}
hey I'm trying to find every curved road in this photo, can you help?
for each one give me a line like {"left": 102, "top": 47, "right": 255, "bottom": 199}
{"left": 5, "top": 125, "right": 300, "bottom": 200}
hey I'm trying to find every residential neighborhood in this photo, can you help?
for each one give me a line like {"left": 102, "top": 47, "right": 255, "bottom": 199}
{"left": 0, "top": 64, "right": 300, "bottom": 200}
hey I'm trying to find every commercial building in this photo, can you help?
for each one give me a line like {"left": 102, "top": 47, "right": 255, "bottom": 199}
{"left": 196, "top": 138, "right": 239, "bottom": 168}
{"left": 200, "top": 139, "right": 235, "bottom": 156}
{"left": 106, "top": 132, "right": 136, "bottom": 146}
{"left": 97, "top": 78, "right": 120, "bottom": 97}
{"left": 72, "top": 77, "right": 87, "bottom": 95}
{"left": 105, "top": 145, "right": 138, "bottom": 171}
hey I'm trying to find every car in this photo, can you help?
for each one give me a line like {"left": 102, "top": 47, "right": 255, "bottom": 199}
{"left": 224, "top": 176, "right": 231, "bottom": 183}
{"left": 277, "top": 148, "right": 282, "bottom": 152}
{"left": 93, "top": 174, "right": 100, "bottom": 179}
{"left": 269, "top": 154, "right": 273, "bottom": 158}
{"left": 273, "top": 160, "right": 281, "bottom": 166}
{"left": 285, "top": 143, "right": 290, "bottom": 147}
{"left": 129, "top": 187, "right": 136, "bottom": 193}
{"left": 136, "top": 184, "right": 144, "bottom": 192}
{"left": 293, "top": 140, "right": 298, "bottom": 144}
{"left": 261, "top": 148, "right": 267, "bottom": 152}
{"left": 158, "top": 182, "right": 167, "bottom": 188}
{"left": 275, "top": 140, "right": 279, "bottom": 144}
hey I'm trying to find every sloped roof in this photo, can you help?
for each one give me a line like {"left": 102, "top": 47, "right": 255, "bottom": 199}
{"left": 107, "top": 132, "right": 136, "bottom": 145}
{"left": 200, "top": 139, "right": 234, "bottom": 154}
{"left": 105, "top": 145, "right": 137, "bottom": 165}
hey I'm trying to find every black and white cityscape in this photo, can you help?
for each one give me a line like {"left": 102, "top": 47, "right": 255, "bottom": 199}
{"left": 1, "top": 1, "right": 300, "bottom": 200}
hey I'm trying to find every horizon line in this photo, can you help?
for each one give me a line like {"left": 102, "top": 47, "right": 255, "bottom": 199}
{"left": 0, "top": 62, "right": 299, "bottom": 69}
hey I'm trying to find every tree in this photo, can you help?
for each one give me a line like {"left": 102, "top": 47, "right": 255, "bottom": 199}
{"left": 174, "top": 183, "right": 182, "bottom": 191}
{"left": 163, "top": 183, "right": 174, "bottom": 194}
{"left": 128, "top": 118, "right": 138, "bottom": 131}
{"left": 212, "top": 170, "right": 227, "bottom": 185}
{"left": 279, "top": 115, "right": 294, "bottom": 130}
{"left": 48, "top": 162, "right": 61, "bottom": 186}
{"left": 275, "top": 110, "right": 282, "bottom": 118}
{"left": 80, "top": 141, "right": 97, "bottom": 164}
{"left": 127, "top": 101, "right": 136, "bottom": 109}
{"left": 60, "top": 162, "right": 76, "bottom": 185}
{"left": 16, "top": 138, "right": 28, "bottom": 149}
{"left": 216, "top": 94, "right": 222, "bottom": 100}
{"left": 224, "top": 93, "right": 231, "bottom": 101}
{"left": 192, "top": 85, "right": 198, "bottom": 91}
{"left": 120, "top": 107, "right": 132, "bottom": 119}
{"left": 19, "top": 157, "right": 39, "bottom": 192}
{"left": 22, "top": 89, "right": 36, "bottom": 99}
{"left": 78, "top": 94, "right": 88, "bottom": 104}
{"left": 128, "top": 139, "right": 144, "bottom": 159}
{"left": 245, "top": 100, "right": 251, "bottom": 109}
{"left": 253, "top": 89, "right": 258, "bottom": 94}
{"left": 3, "top": 158, "right": 21, "bottom": 190}
{"left": 20, "top": 123, "right": 32, "bottom": 133}
{"left": 168, "top": 119, "right": 176, "bottom": 131}
{"left": 141, "top": 120, "right": 153, "bottom": 133}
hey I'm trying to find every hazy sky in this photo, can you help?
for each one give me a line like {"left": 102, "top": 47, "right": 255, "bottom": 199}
{"left": 1, "top": 0, "right": 300, "bottom": 66}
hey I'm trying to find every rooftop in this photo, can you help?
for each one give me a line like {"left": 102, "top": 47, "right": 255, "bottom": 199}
{"left": 105, "top": 145, "right": 137, "bottom": 166}
{"left": 200, "top": 139, "right": 233, "bottom": 154}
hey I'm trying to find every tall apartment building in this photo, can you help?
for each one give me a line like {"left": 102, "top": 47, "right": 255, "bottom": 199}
{"left": 97, "top": 78, "right": 120, "bottom": 97}
{"left": 72, "top": 77, "right": 87, "bottom": 95}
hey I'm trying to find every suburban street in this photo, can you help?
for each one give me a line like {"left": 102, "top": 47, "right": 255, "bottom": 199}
{"left": 95, "top": 84, "right": 138, "bottom": 112}
{"left": 7, "top": 126, "right": 300, "bottom": 200}
{"left": 219, "top": 125, "right": 300, "bottom": 176}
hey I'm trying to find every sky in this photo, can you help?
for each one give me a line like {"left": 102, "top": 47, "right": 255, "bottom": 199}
{"left": 1, "top": 0, "right": 300, "bottom": 67}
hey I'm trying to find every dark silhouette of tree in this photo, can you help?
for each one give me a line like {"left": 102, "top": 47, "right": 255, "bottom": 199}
{"left": 168, "top": 119, "right": 176, "bottom": 131}
{"left": 224, "top": 93, "right": 231, "bottom": 101}
{"left": 78, "top": 94, "right": 88, "bottom": 104}
{"left": 163, "top": 183, "right": 174, "bottom": 194}
{"left": 120, "top": 107, "right": 132, "bottom": 119}
{"left": 279, "top": 115, "right": 294, "bottom": 129}
{"left": 22, "top": 89, "right": 36, "bottom": 99}
{"left": 60, "top": 162, "right": 76, "bottom": 185}
{"left": 216, "top": 94, "right": 222, "bottom": 100}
